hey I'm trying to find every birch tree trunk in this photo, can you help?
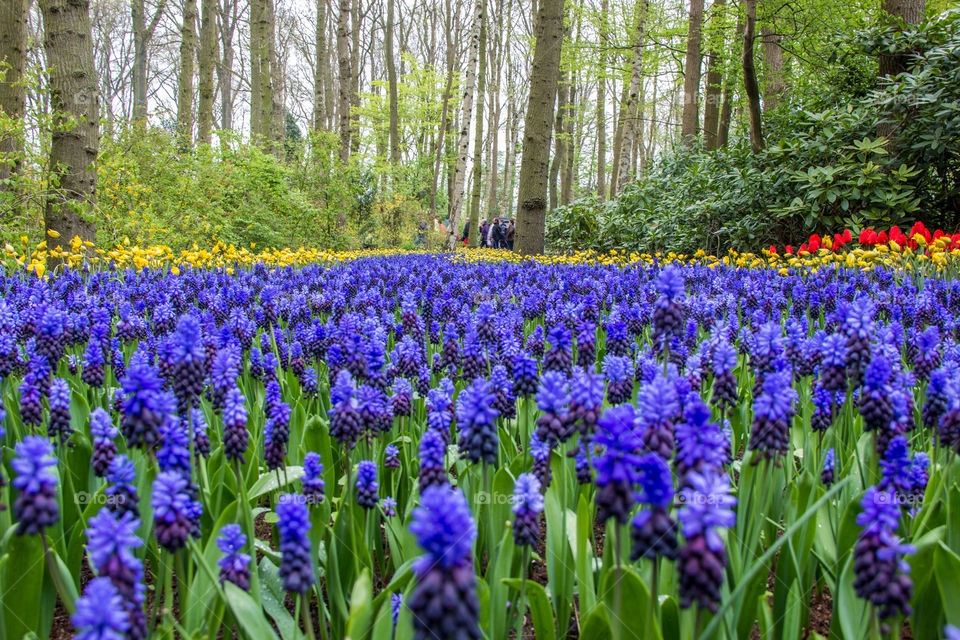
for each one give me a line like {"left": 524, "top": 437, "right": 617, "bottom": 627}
{"left": 197, "top": 0, "right": 217, "bottom": 144}
{"left": 178, "top": 0, "right": 198, "bottom": 149}
{"left": 445, "top": 0, "right": 482, "bottom": 250}
{"left": 680, "top": 0, "right": 703, "bottom": 142}
{"left": 514, "top": 0, "right": 563, "bottom": 255}
{"left": 40, "top": 0, "right": 99, "bottom": 252}
{"left": 336, "top": 0, "right": 351, "bottom": 162}
{"left": 467, "top": 0, "right": 487, "bottom": 247}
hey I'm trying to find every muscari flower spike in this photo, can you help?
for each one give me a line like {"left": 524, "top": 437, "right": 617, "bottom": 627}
{"left": 456, "top": 377, "right": 499, "bottom": 465}
{"left": 12, "top": 436, "right": 60, "bottom": 535}
{"left": 217, "top": 524, "right": 252, "bottom": 591}
{"left": 677, "top": 471, "right": 736, "bottom": 613}
{"left": 276, "top": 494, "right": 315, "bottom": 593}
{"left": 511, "top": 473, "right": 544, "bottom": 547}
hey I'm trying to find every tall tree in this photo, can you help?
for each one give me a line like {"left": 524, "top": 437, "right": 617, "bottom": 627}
{"left": 717, "top": 16, "right": 742, "bottom": 148}
{"left": 596, "top": 0, "right": 608, "bottom": 200}
{"left": 131, "top": 0, "right": 167, "bottom": 121}
{"left": 467, "top": 0, "right": 487, "bottom": 247}
{"left": 385, "top": 0, "right": 400, "bottom": 164}
{"left": 0, "top": 0, "right": 28, "bottom": 193}
{"left": 761, "top": 23, "right": 784, "bottom": 112}
{"left": 259, "top": 0, "right": 276, "bottom": 146}
{"left": 680, "top": 0, "right": 704, "bottom": 142}
{"left": 313, "top": 0, "right": 327, "bottom": 132}
{"left": 428, "top": 0, "right": 454, "bottom": 219}
{"left": 197, "top": 0, "right": 217, "bottom": 144}
{"left": 879, "top": 0, "right": 925, "bottom": 77}
{"left": 611, "top": 0, "right": 648, "bottom": 195}
{"left": 445, "top": 0, "right": 482, "bottom": 249}
{"left": 742, "top": 0, "right": 764, "bottom": 153}
{"left": 177, "top": 0, "right": 198, "bottom": 149}
{"left": 336, "top": 0, "right": 351, "bottom": 162}
{"left": 39, "top": 0, "right": 99, "bottom": 250}
{"left": 702, "top": 0, "right": 726, "bottom": 149}
{"left": 218, "top": 0, "right": 238, "bottom": 131}
{"left": 250, "top": 0, "right": 263, "bottom": 136}
{"left": 514, "top": 0, "right": 563, "bottom": 255}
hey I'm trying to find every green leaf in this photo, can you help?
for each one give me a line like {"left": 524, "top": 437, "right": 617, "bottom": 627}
{"left": 346, "top": 569, "right": 373, "bottom": 640}
{"left": 936, "top": 542, "right": 960, "bottom": 626}
{"left": 223, "top": 581, "right": 280, "bottom": 640}
{"left": 579, "top": 602, "right": 614, "bottom": 640}
{"left": 503, "top": 578, "right": 555, "bottom": 640}
{"left": 599, "top": 566, "right": 660, "bottom": 640}
{"left": 1, "top": 533, "right": 45, "bottom": 640}
{"left": 250, "top": 466, "right": 304, "bottom": 500}
{"left": 259, "top": 558, "right": 300, "bottom": 640}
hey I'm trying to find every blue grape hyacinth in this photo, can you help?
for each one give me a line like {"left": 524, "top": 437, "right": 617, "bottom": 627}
{"left": 407, "top": 485, "right": 481, "bottom": 640}
{"left": 677, "top": 472, "right": 736, "bottom": 613}
{"left": 12, "top": 436, "right": 59, "bottom": 535}
{"left": 217, "top": 524, "right": 252, "bottom": 591}
{"left": 511, "top": 473, "right": 544, "bottom": 547}
{"left": 276, "top": 494, "right": 315, "bottom": 593}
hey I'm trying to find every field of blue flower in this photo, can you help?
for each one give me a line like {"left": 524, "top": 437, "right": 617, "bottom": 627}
{"left": 1, "top": 252, "right": 959, "bottom": 640}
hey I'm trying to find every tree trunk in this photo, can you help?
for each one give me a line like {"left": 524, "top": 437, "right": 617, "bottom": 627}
{"left": 879, "top": 0, "right": 925, "bottom": 77}
{"left": 549, "top": 64, "right": 567, "bottom": 211}
{"left": 445, "top": 0, "right": 482, "bottom": 249}
{"left": 267, "top": 0, "right": 281, "bottom": 147}
{"left": 742, "top": 0, "right": 763, "bottom": 153}
{"left": 385, "top": 0, "right": 400, "bottom": 164}
{"left": 131, "top": 0, "right": 166, "bottom": 121}
{"left": 702, "top": 0, "right": 725, "bottom": 149}
{"left": 717, "top": 15, "right": 742, "bottom": 148}
{"left": 467, "top": 0, "right": 487, "bottom": 247}
{"left": 429, "top": 0, "right": 454, "bottom": 220}
{"left": 561, "top": 80, "right": 576, "bottom": 205}
{"left": 312, "top": 0, "right": 326, "bottom": 131}
{"left": 250, "top": 0, "right": 262, "bottom": 137}
{"left": 503, "top": 98, "right": 518, "bottom": 219}
{"left": 336, "top": 0, "right": 351, "bottom": 162}
{"left": 610, "top": 0, "right": 647, "bottom": 195}
{"left": 595, "top": 0, "right": 608, "bottom": 201}
{"left": 218, "top": 0, "right": 237, "bottom": 131}
{"left": 0, "top": 0, "right": 27, "bottom": 192}
{"left": 680, "top": 0, "right": 703, "bottom": 142}
{"left": 514, "top": 0, "right": 563, "bottom": 255}
{"left": 349, "top": 0, "right": 360, "bottom": 155}
{"left": 39, "top": 0, "right": 99, "bottom": 253}
{"left": 259, "top": 0, "right": 275, "bottom": 149}
{"left": 761, "top": 25, "right": 784, "bottom": 112}
{"left": 178, "top": 0, "right": 198, "bottom": 149}
{"left": 197, "top": 0, "right": 216, "bottom": 144}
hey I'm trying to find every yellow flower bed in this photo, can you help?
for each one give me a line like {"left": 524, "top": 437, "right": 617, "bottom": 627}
{"left": 6, "top": 234, "right": 960, "bottom": 278}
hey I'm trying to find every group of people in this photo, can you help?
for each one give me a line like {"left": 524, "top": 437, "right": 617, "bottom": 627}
{"left": 457, "top": 217, "right": 515, "bottom": 250}
{"left": 429, "top": 216, "right": 516, "bottom": 250}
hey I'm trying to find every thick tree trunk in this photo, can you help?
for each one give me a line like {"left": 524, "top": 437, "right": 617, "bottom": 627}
{"left": 385, "top": 0, "right": 400, "bottom": 163}
{"left": 610, "top": 0, "right": 647, "bottom": 195}
{"left": 445, "top": 0, "right": 482, "bottom": 249}
{"left": 879, "top": 0, "right": 925, "bottom": 77}
{"left": 197, "top": 0, "right": 216, "bottom": 144}
{"left": 336, "top": 0, "right": 351, "bottom": 162}
{"left": 178, "top": 0, "right": 198, "bottom": 149}
{"left": 218, "top": 0, "right": 237, "bottom": 131}
{"left": 514, "top": 0, "right": 563, "bottom": 255}
{"left": 742, "top": 0, "right": 763, "bottom": 153}
{"left": 467, "top": 0, "right": 487, "bottom": 247}
{"left": 761, "top": 25, "right": 784, "bottom": 112}
{"left": 0, "top": 0, "right": 27, "bottom": 191}
{"left": 259, "top": 0, "right": 276, "bottom": 148}
{"left": 40, "top": 0, "right": 99, "bottom": 253}
{"left": 250, "top": 0, "right": 262, "bottom": 137}
{"left": 595, "top": 0, "right": 608, "bottom": 201}
{"left": 702, "top": 0, "right": 725, "bottom": 149}
{"left": 680, "top": 0, "right": 703, "bottom": 143}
